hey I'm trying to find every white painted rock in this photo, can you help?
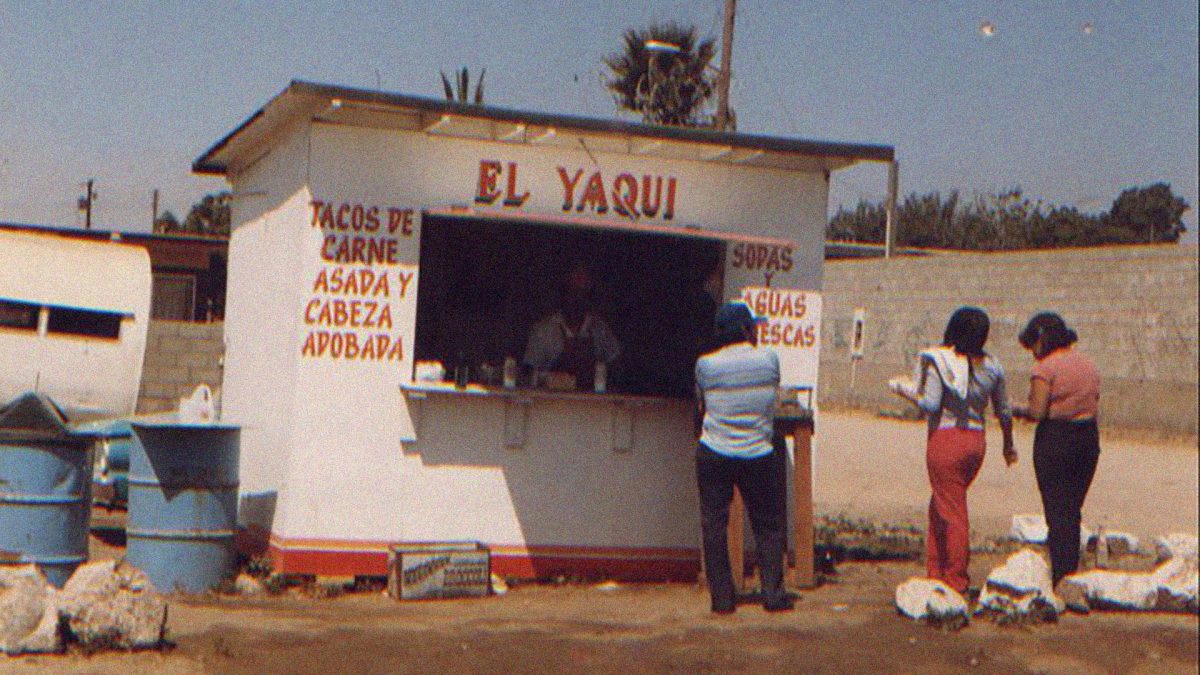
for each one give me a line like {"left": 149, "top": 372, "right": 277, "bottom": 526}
{"left": 1099, "top": 531, "right": 1140, "bottom": 556}
{"left": 1154, "top": 533, "right": 1199, "bottom": 564}
{"left": 895, "top": 577, "right": 969, "bottom": 621}
{"left": 1151, "top": 557, "right": 1198, "bottom": 613}
{"left": 234, "top": 574, "right": 265, "bottom": 596}
{"left": 1010, "top": 514, "right": 1048, "bottom": 543}
{"left": 1009, "top": 514, "right": 1092, "bottom": 547}
{"left": 1064, "top": 569, "right": 1158, "bottom": 611}
{"left": 0, "top": 565, "right": 62, "bottom": 655}
{"left": 58, "top": 560, "right": 167, "bottom": 649}
{"left": 978, "top": 549, "right": 1064, "bottom": 617}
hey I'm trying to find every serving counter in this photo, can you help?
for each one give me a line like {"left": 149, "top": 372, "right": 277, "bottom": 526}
{"left": 402, "top": 382, "right": 675, "bottom": 452}
{"left": 397, "top": 381, "right": 701, "bottom": 580}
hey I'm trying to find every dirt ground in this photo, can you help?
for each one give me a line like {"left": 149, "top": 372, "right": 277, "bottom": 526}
{"left": 3, "top": 411, "right": 1196, "bottom": 674}
{"left": 811, "top": 410, "right": 1199, "bottom": 542}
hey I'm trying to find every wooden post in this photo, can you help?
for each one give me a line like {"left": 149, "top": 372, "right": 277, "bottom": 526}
{"left": 727, "top": 488, "right": 745, "bottom": 592}
{"left": 726, "top": 414, "right": 815, "bottom": 593}
{"left": 884, "top": 160, "right": 899, "bottom": 258}
{"left": 791, "top": 422, "right": 816, "bottom": 588}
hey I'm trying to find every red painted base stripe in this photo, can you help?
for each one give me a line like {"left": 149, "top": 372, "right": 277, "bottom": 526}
{"left": 251, "top": 536, "right": 701, "bottom": 582}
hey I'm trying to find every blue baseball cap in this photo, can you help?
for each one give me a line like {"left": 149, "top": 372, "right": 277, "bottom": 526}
{"left": 715, "top": 301, "right": 767, "bottom": 332}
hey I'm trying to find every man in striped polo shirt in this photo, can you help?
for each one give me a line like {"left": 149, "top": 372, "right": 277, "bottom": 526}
{"left": 694, "top": 301, "right": 792, "bottom": 614}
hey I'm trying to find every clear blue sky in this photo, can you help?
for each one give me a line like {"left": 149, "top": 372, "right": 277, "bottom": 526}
{"left": 1, "top": 1, "right": 1196, "bottom": 242}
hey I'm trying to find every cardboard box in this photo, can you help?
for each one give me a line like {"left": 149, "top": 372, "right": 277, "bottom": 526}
{"left": 387, "top": 542, "right": 490, "bottom": 600}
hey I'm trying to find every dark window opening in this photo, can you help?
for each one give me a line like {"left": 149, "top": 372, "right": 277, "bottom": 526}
{"left": 46, "top": 306, "right": 122, "bottom": 340}
{"left": 151, "top": 273, "right": 197, "bottom": 321}
{"left": 0, "top": 299, "right": 39, "bottom": 331}
{"left": 415, "top": 215, "right": 724, "bottom": 398}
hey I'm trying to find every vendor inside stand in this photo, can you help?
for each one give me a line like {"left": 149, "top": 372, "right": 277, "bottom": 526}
{"left": 522, "top": 261, "right": 621, "bottom": 391}
{"left": 413, "top": 213, "right": 723, "bottom": 397}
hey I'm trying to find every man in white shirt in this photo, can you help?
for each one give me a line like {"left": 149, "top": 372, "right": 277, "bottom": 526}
{"left": 694, "top": 301, "right": 792, "bottom": 614}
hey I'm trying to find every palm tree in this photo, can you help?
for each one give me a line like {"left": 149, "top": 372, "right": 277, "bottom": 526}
{"left": 603, "top": 23, "right": 716, "bottom": 127}
{"left": 440, "top": 67, "right": 485, "bottom": 104}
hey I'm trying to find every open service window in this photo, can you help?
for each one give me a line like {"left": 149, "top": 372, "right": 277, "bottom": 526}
{"left": 414, "top": 213, "right": 730, "bottom": 398}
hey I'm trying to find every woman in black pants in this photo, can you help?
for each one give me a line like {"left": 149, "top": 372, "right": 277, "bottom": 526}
{"left": 1014, "top": 313, "right": 1101, "bottom": 587}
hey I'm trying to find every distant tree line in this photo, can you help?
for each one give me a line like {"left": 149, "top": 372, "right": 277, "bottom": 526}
{"left": 154, "top": 191, "right": 231, "bottom": 237}
{"left": 828, "top": 182, "right": 1190, "bottom": 250}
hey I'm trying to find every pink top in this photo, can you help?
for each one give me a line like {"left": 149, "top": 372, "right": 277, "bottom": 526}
{"left": 1032, "top": 347, "right": 1100, "bottom": 420}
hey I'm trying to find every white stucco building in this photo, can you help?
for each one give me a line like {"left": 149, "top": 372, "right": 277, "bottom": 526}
{"left": 194, "top": 81, "right": 893, "bottom": 579}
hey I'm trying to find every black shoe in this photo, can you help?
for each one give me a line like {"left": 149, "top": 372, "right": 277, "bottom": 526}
{"left": 711, "top": 594, "right": 737, "bottom": 614}
{"left": 764, "top": 596, "right": 795, "bottom": 612}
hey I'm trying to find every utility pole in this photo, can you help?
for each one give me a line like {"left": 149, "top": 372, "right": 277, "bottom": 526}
{"left": 715, "top": 0, "right": 736, "bottom": 132}
{"left": 884, "top": 161, "right": 899, "bottom": 258}
{"left": 151, "top": 189, "right": 159, "bottom": 231}
{"left": 79, "top": 179, "right": 95, "bottom": 230}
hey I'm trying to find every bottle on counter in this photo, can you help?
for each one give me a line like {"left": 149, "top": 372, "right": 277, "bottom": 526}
{"left": 503, "top": 356, "right": 518, "bottom": 390}
{"left": 593, "top": 361, "right": 607, "bottom": 394}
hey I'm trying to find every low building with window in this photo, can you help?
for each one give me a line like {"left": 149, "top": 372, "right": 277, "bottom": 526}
{"left": 0, "top": 222, "right": 227, "bottom": 322}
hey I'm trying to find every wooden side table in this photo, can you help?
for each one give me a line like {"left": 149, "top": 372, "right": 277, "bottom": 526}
{"left": 727, "top": 408, "right": 816, "bottom": 592}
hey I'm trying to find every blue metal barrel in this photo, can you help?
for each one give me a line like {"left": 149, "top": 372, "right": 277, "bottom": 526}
{"left": 0, "top": 393, "right": 96, "bottom": 587}
{"left": 128, "top": 421, "right": 240, "bottom": 594}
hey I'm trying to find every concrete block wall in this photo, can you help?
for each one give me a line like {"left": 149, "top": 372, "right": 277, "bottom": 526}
{"left": 819, "top": 245, "right": 1199, "bottom": 437}
{"left": 136, "top": 320, "right": 225, "bottom": 414}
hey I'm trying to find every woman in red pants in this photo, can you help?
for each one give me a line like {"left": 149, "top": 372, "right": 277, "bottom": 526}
{"left": 890, "top": 307, "right": 1016, "bottom": 595}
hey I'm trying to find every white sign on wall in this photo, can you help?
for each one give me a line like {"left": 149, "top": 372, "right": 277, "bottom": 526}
{"left": 738, "top": 286, "right": 822, "bottom": 391}
{"left": 294, "top": 198, "right": 423, "bottom": 447}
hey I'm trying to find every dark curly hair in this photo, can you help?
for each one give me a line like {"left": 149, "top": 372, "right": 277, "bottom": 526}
{"left": 1018, "top": 312, "right": 1078, "bottom": 353}
{"left": 942, "top": 306, "right": 990, "bottom": 357}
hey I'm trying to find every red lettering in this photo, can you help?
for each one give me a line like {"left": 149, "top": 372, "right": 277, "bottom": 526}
{"left": 558, "top": 167, "right": 584, "bottom": 211}
{"left": 476, "top": 160, "right": 502, "bottom": 205}
{"left": 503, "top": 162, "right": 529, "bottom": 207}
{"left": 387, "top": 208, "right": 414, "bottom": 236}
{"left": 663, "top": 177, "right": 676, "bottom": 220}
{"left": 792, "top": 294, "right": 806, "bottom": 319}
{"left": 577, "top": 171, "right": 608, "bottom": 213}
{"left": 641, "top": 176, "right": 661, "bottom": 217}
{"left": 611, "top": 173, "right": 639, "bottom": 219}
{"left": 309, "top": 200, "right": 326, "bottom": 227}
{"left": 300, "top": 331, "right": 405, "bottom": 361}
{"left": 396, "top": 270, "right": 414, "bottom": 298}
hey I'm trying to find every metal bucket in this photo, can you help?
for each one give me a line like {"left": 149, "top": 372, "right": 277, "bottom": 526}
{"left": 0, "top": 393, "right": 96, "bottom": 587}
{"left": 128, "top": 421, "right": 240, "bottom": 593}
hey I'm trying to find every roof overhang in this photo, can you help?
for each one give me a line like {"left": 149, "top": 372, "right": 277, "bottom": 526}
{"left": 194, "top": 80, "right": 894, "bottom": 177}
